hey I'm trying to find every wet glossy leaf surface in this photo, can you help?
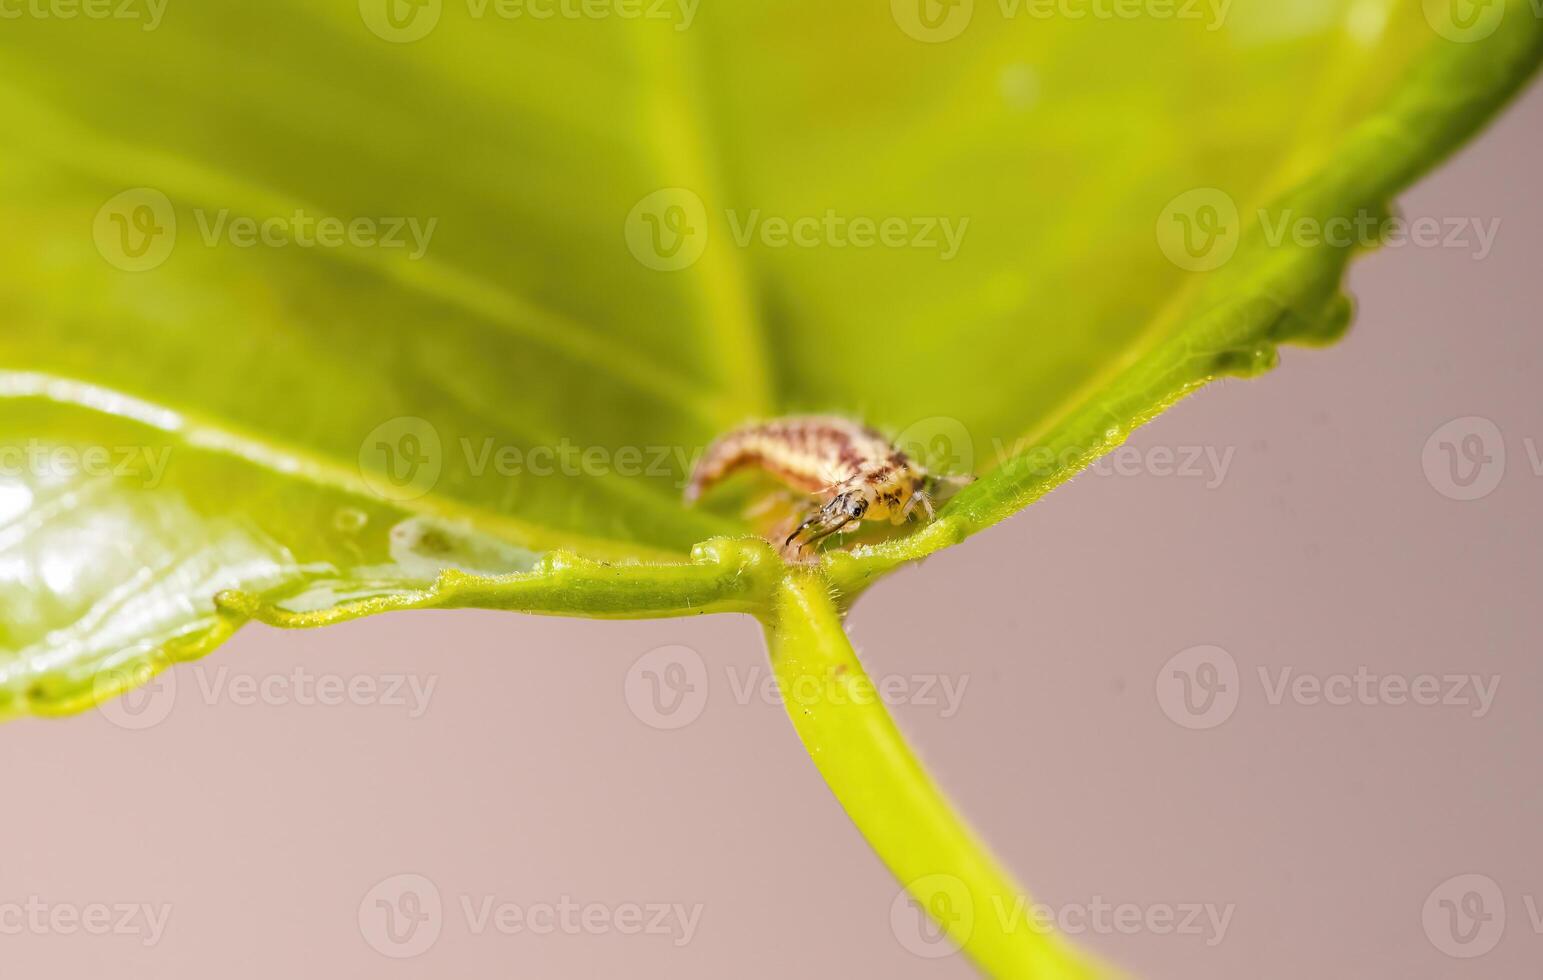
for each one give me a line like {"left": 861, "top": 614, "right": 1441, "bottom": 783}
{"left": 0, "top": 0, "right": 1536, "bottom": 713}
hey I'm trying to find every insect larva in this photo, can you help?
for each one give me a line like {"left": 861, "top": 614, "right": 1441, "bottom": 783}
{"left": 686, "top": 415, "right": 965, "bottom": 556}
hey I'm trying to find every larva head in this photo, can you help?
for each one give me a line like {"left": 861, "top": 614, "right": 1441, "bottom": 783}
{"left": 827, "top": 488, "right": 871, "bottom": 522}
{"left": 783, "top": 488, "right": 871, "bottom": 554}
{"left": 851, "top": 455, "right": 924, "bottom": 523}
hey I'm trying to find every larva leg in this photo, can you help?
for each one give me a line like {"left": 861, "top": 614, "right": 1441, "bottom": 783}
{"left": 899, "top": 490, "right": 935, "bottom": 524}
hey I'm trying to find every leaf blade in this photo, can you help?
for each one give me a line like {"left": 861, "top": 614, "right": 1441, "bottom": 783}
{"left": 0, "top": 1, "right": 1536, "bottom": 713}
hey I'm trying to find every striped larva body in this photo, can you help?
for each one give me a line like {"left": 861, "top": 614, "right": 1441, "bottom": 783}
{"left": 686, "top": 416, "right": 955, "bottom": 556}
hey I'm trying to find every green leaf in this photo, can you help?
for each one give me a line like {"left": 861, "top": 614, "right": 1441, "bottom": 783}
{"left": 1, "top": 6, "right": 1536, "bottom": 975}
{"left": 0, "top": 4, "right": 1536, "bottom": 715}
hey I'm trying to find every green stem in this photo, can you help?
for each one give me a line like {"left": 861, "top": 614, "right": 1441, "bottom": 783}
{"left": 218, "top": 537, "right": 784, "bottom": 627}
{"left": 763, "top": 570, "right": 1113, "bottom": 979}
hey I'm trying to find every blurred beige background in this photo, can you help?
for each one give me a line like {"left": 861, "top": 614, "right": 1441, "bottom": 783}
{"left": 3, "top": 77, "right": 1540, "bottom": 980}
